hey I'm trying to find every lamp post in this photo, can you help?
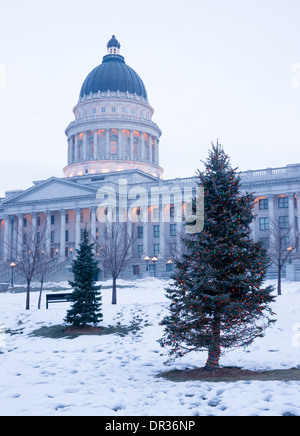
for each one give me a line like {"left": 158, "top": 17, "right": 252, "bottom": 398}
{"left": 144, "top": 256, "right": 150, "bottom": 271}
{"left": 10, "top": 262, "right": 16, "bottom": 287}
{"left": 287, "top": 246, "right": 293, "bottom": 263}
{"left": 152, "top": 256, "right": 157, "bottom": 277}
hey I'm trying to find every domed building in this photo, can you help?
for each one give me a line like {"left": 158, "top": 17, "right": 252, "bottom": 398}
{"left": 1, "top": 36, "right": 300, "bottom": 285}
{"left": 64, "top": 35, "right": 163, "bottom": 179}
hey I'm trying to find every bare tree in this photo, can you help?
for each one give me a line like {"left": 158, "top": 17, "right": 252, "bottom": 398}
{"left": 34, "top": 252, "right": 67, "bottom": 309}
{"left": 11, "top": 218, "right": 48, "bottom": 310}
{"left": 267, "top": 219, "right": 299, "bottom": 296}
{"left": 95, "top": 221, "right": 137, "bottom": 304}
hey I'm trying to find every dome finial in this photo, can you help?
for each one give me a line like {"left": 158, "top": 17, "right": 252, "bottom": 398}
{"left": 107, "top": 35, "right": 121, "bottom": 54}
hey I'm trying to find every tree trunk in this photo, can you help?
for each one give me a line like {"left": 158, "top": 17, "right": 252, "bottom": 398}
{"left": 26, "top": 281, "right": 30, "bottom": 310}
{"left": 38, "top": 279, "right": 44, "bottom": 310}
{"left": 277, "top": 267, "right": 282, "bottom": 296}
{"left": 205, "top": 317, "right": 221, "bottom": 370}
{"left": 112, "top": 277, "right": 117, "bottom": 305}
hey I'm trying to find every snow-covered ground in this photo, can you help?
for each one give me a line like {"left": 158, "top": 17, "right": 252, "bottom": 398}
{"left": 0, "top": 277, "right": 299, "bottom": 416}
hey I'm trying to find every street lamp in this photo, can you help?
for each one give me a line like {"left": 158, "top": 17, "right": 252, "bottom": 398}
{"left": 152, "top": 256, "right": 158, "bottom": 277}
{"left": 287, "top": 246, "right": 293, "bottom": 263}
{"left": 144, "top": 256, "right": 150, "bottom": 271}
{"left": 10, "top": 262, "right": 16, "bottom": 287}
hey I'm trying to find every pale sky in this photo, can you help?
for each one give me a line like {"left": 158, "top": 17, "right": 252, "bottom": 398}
{"left": 1, "top": 0, "right": 300, "bottom": 197}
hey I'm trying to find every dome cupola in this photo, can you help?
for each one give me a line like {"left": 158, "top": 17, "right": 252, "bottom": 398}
{"left": 64, "top": 36, "right": 163, "bottom": 179}
{"left": 79, "top": 35, "right": 148, "bottom": 100}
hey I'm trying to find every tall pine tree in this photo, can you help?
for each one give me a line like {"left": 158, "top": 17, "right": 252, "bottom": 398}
{"left": 65, "top": 228, "right": 103, "bottom": 327}
{"left": 160, "top": 142, "right": 276, "bottom": 370}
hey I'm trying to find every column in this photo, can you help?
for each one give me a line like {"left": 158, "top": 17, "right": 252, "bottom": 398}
{"left": 105, "top": 129, "right": 110, "bottom": 158}
{"left": 93, "top": 130, "right": 98, "bottom": 160}
{"left": 118, "top": 129, "right": 122, "bottom": 159}
{"left": 149, "top": 135, "right": 154, "bottom": 163}
{"left": 140, "top": 132, "right": 145, "bottom": 161}
{"left": 159, "top": 204, "right": 165, "bottom": 258}
{"left": 75, "top": 208, "right": 81, "bottom": 250}
{"left": 130, "top": 130, "right": 134, "bottom": 160}
{"left": 17, "top": 214, "right": 23, "bottom": 253}
{"left": 288, "top": 193, "right": 296, "bottom": 244}
{"left": 31, "top": 212, "right": 37, "bottom": 230}
{"left": 74, "top": 134, "right": 79, "bottom": 162}
{"left": 83, "top": 132, "right": 87, "bottom": 161}
{"left": 3, "top": 215, "right": 9, "bottom": 261}
{"left": 268, "top": 195, "right": 275, "bottom": 248}
{"left": 60, "top": 210, "right": 66, "bottom": 257}
{"left": 46, "top": 211, "right": 51, "bottom": 254}
{"left": 90, "top": 207, "right": 97, "bottom": 241}
{"left": 68, "top": 137, "right": 72, "bottom": 164}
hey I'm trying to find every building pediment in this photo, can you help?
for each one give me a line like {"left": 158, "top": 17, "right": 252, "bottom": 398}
{"left": 3, "top": 177, "right": 98, "bottom": 205}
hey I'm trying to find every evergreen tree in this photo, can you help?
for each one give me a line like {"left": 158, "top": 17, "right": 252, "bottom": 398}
{"left": 65, "top": 228, "right": 103, "bottom": 327}
{"left": 160, "top": 142, "right": 276, "bottom": 369}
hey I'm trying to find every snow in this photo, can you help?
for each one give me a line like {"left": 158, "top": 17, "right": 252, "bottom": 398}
{"left": 0, "top": 277, "right": 299, "bottom": 416}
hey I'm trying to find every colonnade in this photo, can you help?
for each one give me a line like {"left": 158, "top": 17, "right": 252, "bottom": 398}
{"left": 67, "top": 129, "right": 159, "bottom": 166}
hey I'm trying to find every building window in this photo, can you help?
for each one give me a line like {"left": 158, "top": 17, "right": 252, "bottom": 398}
{"left": 122, "top": 107, "right": 127, "bottom": 113}
{"left": 65, "top": 230, "right": 69, "bottom": 242}
{"left": 154, "top": 243, "right": 160, "bottom": 255}
{"left": 36, "top": 232, "right": 40, "bottom": 243}
{"left": 133, "top": 265, "right": 140, "bottom": 276}
{"left": 80, "top": 229, "right": 84, "bottom": 241}
{"left": 259, "top": 217, "right": 269, "bottom": 231}
{"left": 170, "top": 242, "right": 177, "bottom": 255}
{"left": 101, "top": 107, "right": 106, "bottom": 113}
{"left": 170, "top": 224, "right": 177, "bottom": 237}
{"left": 279, "top": 216, "right": 289, "bottom": 229}
{"left": 37, "top": 216, "right": 41, "bottom": 226}
{"left": 259, "top": 199, "right": 268, "bottom": 210}
{"left": 51, "top": 215, "right": 55, "bottom": 225}
{"left": 137, "top": 245, "right": 143, "bottom": 257}
{"left": 51, "top": 231, "right": 54, "bottom": 243}
{"left": 137, "top": 226, "right": 143, "bottom": 239}
{"left": 153, "top": 225, "right": 160, "bottom": 238}
{"left": 278, "top": 197, "right": 288, "bottom": 208}
{"left": 152, "top": 206, "right": 159, "bottom": 220}
{"left": 92, "top": 108, "right": 96, "bottom": 114}
{"left": 111, "top": 107, "right": 116, "bottom": 113}
{"left": 166, "top": 263, "right": 174, "bottom": 272}
{"left": 22, "top": 233, "right": 26, "bottom": 245}
{"left": 65, "top": 247, "right": 69, "bottom": 258}
{"left": 170, "top": 205, "right": 175, "bottom": 218}
{"left": 23, "top": 218, "right": 27, "bottom": 228}
{"left": 65, "top": 213, "right": 69, "bottom": 224}
{"left": 282, "top": 236, "right": 290, "bottom": 250}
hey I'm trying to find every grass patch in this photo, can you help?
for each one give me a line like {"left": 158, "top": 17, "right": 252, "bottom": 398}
{"left": 31, "top": 322, "right": 140, "bottom": 340}
{"left": 158, "top": 366, "right": 300, "bottom": 383}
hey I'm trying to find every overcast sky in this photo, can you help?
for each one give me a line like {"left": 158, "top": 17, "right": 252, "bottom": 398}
{"left": 1, "top": 0, "right": 300, "bottom": 197}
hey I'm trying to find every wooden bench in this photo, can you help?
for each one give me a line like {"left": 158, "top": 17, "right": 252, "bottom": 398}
{"left": 46, "top": 293, "right": 73, "bottom": 309}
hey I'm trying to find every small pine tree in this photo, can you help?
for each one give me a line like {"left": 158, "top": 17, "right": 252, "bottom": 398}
{"left": 65, "top": 228, "right": 103, "bottom": 327}
{"left": 160, "top": 142, "right": 276, "bottom": 369}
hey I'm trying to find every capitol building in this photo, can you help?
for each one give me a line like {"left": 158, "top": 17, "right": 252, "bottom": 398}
{"left": 1, "top": 36, "right": 300, "bottom": 283}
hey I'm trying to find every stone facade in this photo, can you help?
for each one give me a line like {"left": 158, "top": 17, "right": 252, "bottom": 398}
{"left": 1, "top": 36, "right": 300, "bottom": 283}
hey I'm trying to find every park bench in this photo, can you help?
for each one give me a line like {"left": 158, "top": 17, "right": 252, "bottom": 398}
{"left": 46, "top": 293, "right": 73, "bottom": 309}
